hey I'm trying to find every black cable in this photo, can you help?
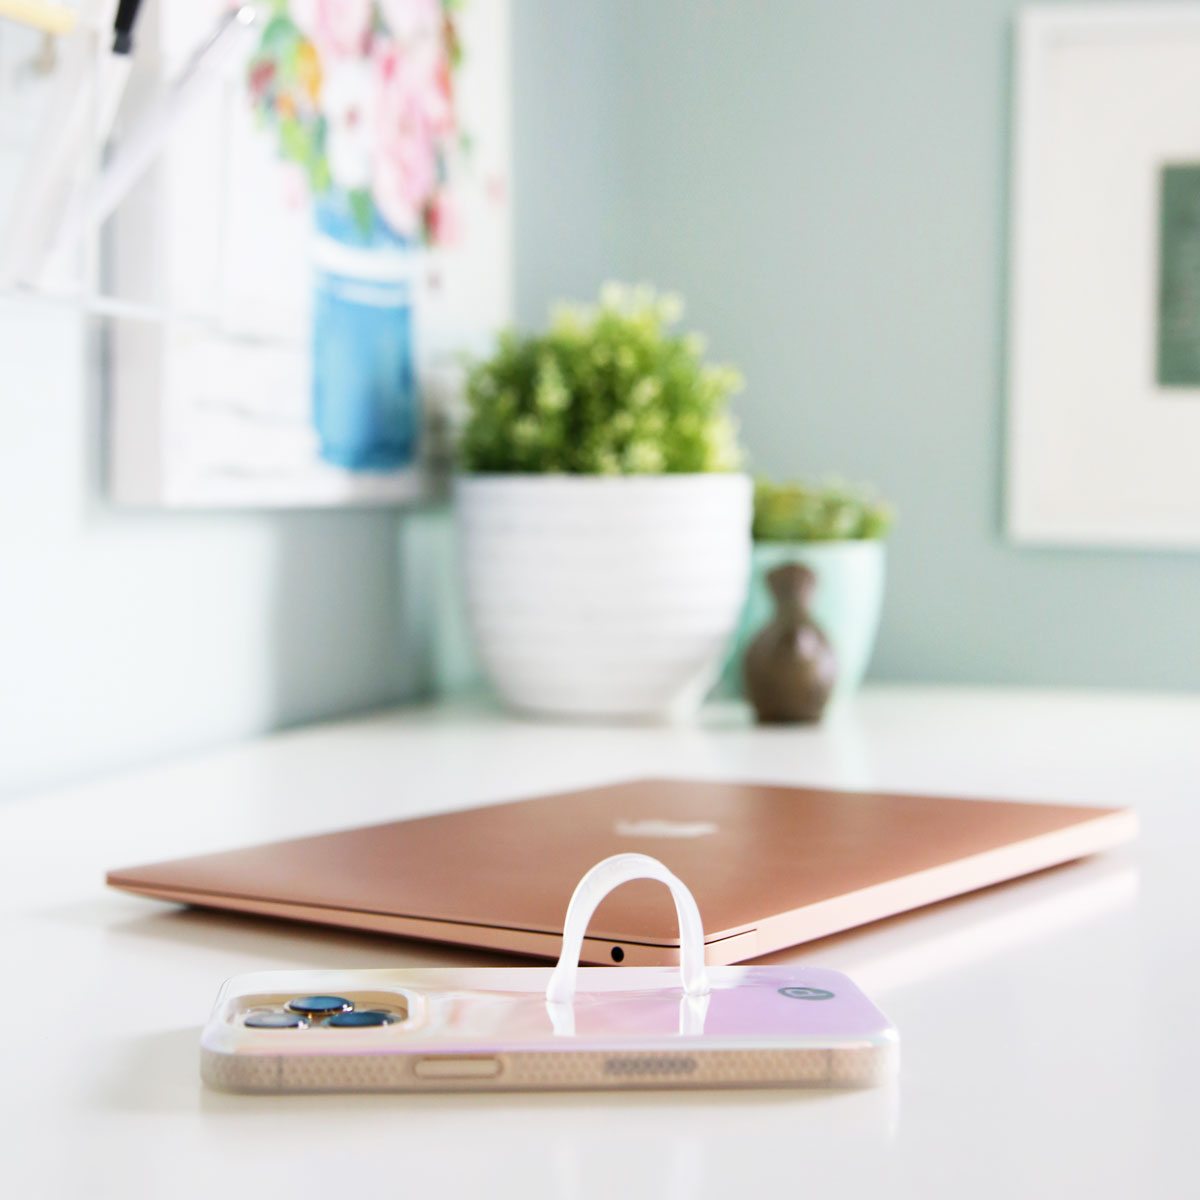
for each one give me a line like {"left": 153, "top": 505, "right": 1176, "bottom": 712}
{"left": 112, "top": 0, "right": 146, "bottom": 55}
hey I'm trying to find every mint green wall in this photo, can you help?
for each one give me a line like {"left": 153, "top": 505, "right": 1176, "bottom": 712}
{"left": 512, "top": 0, "right": 1200, "bottom": 690}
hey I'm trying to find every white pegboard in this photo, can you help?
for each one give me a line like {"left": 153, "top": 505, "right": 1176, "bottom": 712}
{"left": 0, "top": 2, "right": 105, "bottom": 290}
{"left": 1, "top": 2, "right": 263, "bottom": 309}
{"left": 0, "top": 3, "right": 85, "bottom": 145}
{"left": 0, "top": 24, "right": 56, "bottom": 156}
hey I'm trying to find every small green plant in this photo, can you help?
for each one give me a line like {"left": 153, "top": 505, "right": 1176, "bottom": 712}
{"left": 753, "top": 477, "right": 894, "bottom": 542}
{"left": 460, "top": 283, "right": 744, "bottom": 474}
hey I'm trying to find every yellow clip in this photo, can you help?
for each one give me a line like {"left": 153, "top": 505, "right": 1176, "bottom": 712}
{"left": 0, "top": 0, "right": 78, "bottom": 36}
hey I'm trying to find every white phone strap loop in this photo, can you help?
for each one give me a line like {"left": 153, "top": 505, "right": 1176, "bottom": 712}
{"left": 545, "top": 853, "right": 711, "bottom": 1007}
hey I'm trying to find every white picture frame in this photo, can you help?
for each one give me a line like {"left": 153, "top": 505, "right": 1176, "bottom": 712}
{"left": 1007, "top": 4, "right": 1200, "bottom": 548}
{"left": 107, "top": 0, "right": 511, "bottom": 509}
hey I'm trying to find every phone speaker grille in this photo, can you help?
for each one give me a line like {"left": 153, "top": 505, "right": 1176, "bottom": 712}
{"left": 604, "top": 1055, "right": 698, "bottom": 1077}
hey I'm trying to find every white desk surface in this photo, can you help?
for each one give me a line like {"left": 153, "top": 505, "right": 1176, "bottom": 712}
{"left": 3, "top": 686, "right": 1197, "bottom": 1199}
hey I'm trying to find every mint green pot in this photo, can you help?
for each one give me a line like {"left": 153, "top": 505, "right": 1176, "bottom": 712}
{"left": 721, "top": 540, "right": 886, "bottom": 701}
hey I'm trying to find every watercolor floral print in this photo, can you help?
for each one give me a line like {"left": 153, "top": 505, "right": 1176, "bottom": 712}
{"left": 105, "top": 0, "right": 507, "bottom": 506}
{"left": 247, "top": 0, "right": 464, "bottom": 245}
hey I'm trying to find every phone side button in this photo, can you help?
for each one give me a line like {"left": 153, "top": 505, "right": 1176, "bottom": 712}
{"left": 414, "top": 1056, "right": 502, "bottom": 1080}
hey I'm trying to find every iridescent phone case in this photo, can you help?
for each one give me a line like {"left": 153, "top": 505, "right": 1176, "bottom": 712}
{"left": 201, "top": 963, "right": 898, "bottom": 1092}
{"left": 202, "top": 853, "right": 897, "bottom": 1093}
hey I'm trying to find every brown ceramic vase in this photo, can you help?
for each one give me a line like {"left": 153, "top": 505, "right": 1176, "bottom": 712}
{"left": 743, "top": 562, "right": 837, "bottom": 724}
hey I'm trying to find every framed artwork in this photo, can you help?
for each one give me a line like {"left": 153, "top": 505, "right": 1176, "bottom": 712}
{"left": 1007, "top": 5, "right": 1200, "bottom": 548}
{"left": 109, "top": 0, "right": 511, "bottom": 507}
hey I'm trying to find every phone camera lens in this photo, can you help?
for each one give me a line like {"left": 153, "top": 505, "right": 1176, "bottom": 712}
{"left": 285, "top": 995, "right": 354, "bottom": 1016}
{"left": 244, "top": 1010, "right": 308, "bottom": 1029}
{"left": 323, "top": 1010, "right": 396, "bottom": 1028}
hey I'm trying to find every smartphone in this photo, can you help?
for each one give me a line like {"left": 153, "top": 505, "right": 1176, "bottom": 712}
{"left": 201, "top": 964, "right": 898, "bottom": 1093}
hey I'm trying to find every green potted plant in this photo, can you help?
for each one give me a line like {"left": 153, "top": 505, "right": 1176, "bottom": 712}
{"left": 456, "top": 283, "right": 751, "bottom": 719}
{"left": 721, "top": 478, "right": 895, "bottom": 700}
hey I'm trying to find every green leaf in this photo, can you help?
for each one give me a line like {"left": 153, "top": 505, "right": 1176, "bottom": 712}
{"left": 752, "top": 477, "right": 895, "bottom": 541}
{"left": 460, "top": 284, "right": 746, "bottom": 475}
{"left": 278, "top": 116, "right": 309, "bottom": 166}
{"left": 348, "top": 189, "right": 374, "bottom": 236}
{"left": 258, "top": 14, "right": 301, "bottom": 57}
{"left": 310, "top": 155, "right": 332, "bottom": 195}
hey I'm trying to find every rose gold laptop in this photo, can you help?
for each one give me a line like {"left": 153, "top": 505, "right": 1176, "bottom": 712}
{"left": 107, "top": 779, "right": 1136, "bottom": 965}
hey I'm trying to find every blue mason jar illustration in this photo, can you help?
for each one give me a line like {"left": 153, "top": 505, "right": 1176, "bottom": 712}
{"left": 311, "top": 195, "right": 417, "bottom": 472}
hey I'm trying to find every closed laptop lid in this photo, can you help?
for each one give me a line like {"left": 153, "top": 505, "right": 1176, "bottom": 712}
{"left": 106, "top": 778, "right": 1135, "bottom": 960}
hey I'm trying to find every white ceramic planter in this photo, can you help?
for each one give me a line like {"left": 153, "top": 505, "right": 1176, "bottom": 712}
{"left": 456, "top": 474, "right": 752, "bottom": 719}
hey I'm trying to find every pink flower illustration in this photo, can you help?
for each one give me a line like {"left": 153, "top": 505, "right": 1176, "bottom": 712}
{"left": 290, "top": 0, "right": 372, "bottom": 59}
{"left": 249, "top": 1, "right": 467, "bottom": 246}
{"left": 370, "top": 38, "right": 453, "bottom": 237}
{"left": 426, "top": 191, "right": 461, "bottom": 246}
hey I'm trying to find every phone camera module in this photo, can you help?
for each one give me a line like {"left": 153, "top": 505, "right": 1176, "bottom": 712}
{"left": 285, "top": 995, "right": 354, "bottom": 1016}
{"left": 323, "top": 1010, "right": 397, "bottom": 1028}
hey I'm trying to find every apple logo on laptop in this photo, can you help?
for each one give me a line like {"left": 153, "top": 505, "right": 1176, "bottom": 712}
{"left": 614, "top": 818, "right": 719, "bottom": 839}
